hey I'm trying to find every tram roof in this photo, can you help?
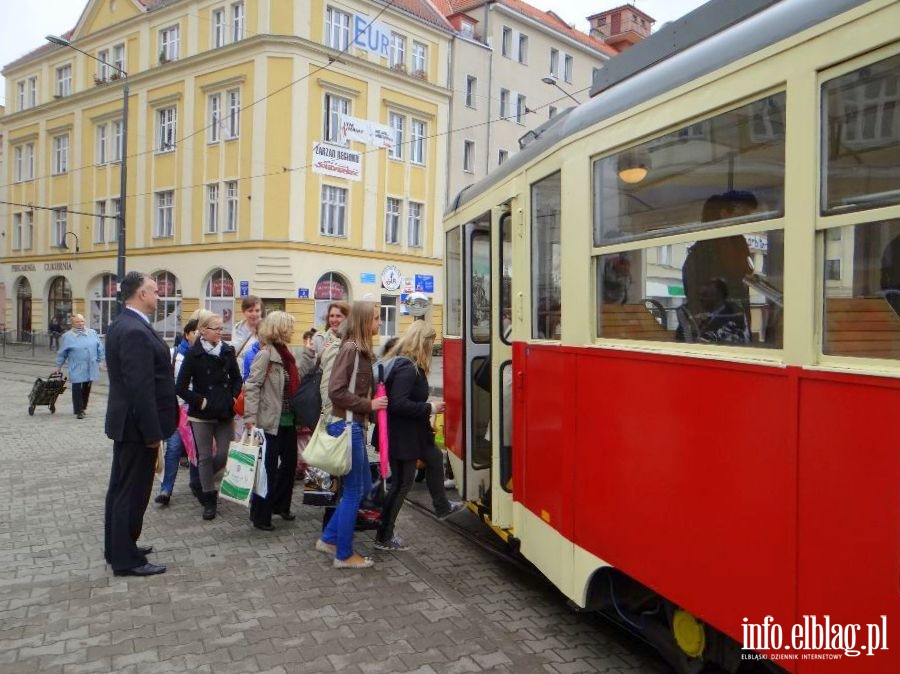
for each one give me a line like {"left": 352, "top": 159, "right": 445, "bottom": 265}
{"left": 445, "top": 0, "right": 871, "bottom": 216}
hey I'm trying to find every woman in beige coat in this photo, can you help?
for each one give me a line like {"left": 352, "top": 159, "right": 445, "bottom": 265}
{"left": 243, "top": 311, "right": 299, "bottom": 531}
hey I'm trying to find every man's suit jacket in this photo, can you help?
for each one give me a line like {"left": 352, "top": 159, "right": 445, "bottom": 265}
{"left": 105, "top": 308, "right": 178, "bottom": 444}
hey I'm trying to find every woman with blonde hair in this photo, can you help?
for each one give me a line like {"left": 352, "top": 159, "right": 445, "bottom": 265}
{"left": 318, "top": 301, "right": 350, "bottom": 417}
{"left": 176, "top": 312, "right": 242, "bottom": 520}
{"left": 374, "top": 321, "right": 445, "bottom": 551}
{"left": 243, "top": 311, "right": 300, "bottom": 530}
{"left": 316, "top": 301, "right": 388, "bottom": 569}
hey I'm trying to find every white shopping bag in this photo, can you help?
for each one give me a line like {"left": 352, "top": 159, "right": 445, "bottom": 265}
{"left": 220, "top": 430, "right": 265, "bottom": 507}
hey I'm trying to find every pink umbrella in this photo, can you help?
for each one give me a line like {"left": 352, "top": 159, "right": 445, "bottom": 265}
{"left": 374, "top": 382, "right": 389, "bottom": 478}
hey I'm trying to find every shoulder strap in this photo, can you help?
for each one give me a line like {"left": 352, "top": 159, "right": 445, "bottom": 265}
{"left": 345, "top": 349, "right": 360, "bottom": 422}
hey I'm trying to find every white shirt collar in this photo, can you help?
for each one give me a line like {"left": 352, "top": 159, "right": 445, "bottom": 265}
{"left": 125, "top": 306, "right": 151, "bottom": 324}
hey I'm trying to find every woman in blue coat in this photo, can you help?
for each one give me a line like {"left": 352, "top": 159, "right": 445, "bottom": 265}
{"left": 54, "top": 314, "right": 105, "bottom": 419}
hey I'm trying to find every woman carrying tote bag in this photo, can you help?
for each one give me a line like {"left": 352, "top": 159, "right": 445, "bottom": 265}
{"left": 243, "top": 311, "right": 300, "bottom": 531}
{"left": 315, "top": 301, "right": 388, "bottom": 569}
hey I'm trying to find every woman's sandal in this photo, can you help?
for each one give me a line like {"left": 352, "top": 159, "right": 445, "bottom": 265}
{"left": 315, "top": 539, "right": 336, "bottom": 555}
{"left": 332, "top": 555, "right": 374, "bottom": 569}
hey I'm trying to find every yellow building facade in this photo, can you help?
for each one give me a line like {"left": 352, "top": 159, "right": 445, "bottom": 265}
{"left": 1, "top": 0, "right": 451, "bottom": 343}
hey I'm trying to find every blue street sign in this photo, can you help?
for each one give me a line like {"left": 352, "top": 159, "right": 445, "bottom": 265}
{"left": 239, "top": 281, "right": 249, "bottom": 297}
{"left": 298, "top": 288, "right": 310, "bottom": 299}
{"left": 360, "top": 272, "right": 377, "bottom": 284}
{"left": 414, "top": 274, "right": 434, "bottom": 293}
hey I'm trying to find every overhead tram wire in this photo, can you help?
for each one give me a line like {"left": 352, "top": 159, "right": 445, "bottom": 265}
{"left": 0, "top": 0, "right": 399, "bottom": 191}
{"left": 14, "top": 84, "right": 588, "bottom": 218}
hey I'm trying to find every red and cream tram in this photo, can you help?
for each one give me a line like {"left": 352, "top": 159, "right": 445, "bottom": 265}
{"left": 441, "top": 1, "right": 900, "bottom": 672}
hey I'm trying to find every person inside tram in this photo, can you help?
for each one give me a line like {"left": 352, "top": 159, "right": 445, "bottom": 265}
{"left": 679, "top": 190, "right": 759, "bottom": 340}
{"left": 692, "top": 278, "right": 749, "bottom": 344}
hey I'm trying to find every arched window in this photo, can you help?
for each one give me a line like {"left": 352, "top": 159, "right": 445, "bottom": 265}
{"left": 89, "top": 274, "right": 118, "bottom": 335}
{"left": 47, "top": 276, "right": 72, "bottom": 328}
{"left": 314, "top": 272, "right": 350, "bottom": 328}
{"left": 152, "top": 271, "right": 181, "bottom": 340}
{"left": 204, "top": 268, "right": 234, "bottom": 339}
{"left": 15, "top": 277, "right": 32, "bottom": 341}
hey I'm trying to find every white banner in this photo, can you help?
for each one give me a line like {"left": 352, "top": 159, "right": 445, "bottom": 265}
{"left": 338, "top": 114, "right": 394, "bottom": 150}
{"left": 312, "top": 142, "right": 362, "bottom": 181}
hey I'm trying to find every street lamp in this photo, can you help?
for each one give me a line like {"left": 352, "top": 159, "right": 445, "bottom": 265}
{"left": 47, "top": 34, "right": 128, "bottom": 314}
{"left": 541, "top": 76, "right": 580, "bottom": 105}
{"left": 63, "top": 231, "right": 80, "bottom": 253}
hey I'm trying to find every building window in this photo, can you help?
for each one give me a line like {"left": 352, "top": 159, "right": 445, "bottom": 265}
{"left": 501, "top": 26, "right": 511, "bottom": 57}
{"left": 410, "top": 119, "right": 425, "bottom": 164}
{"left": 380, "top": 295, "right": 398, "bottom": 337}
{"left": 157, "top": 107, "right": 176, "bottom": 152}
{"left": 112, "top": 120, "right": 123, "bottom": 162}
{"left": 389, "top": 112, "right": 404, "bottom": 160}
{"left": 225, "top": 181, "right": 238, "bottom": 232}
{"left": 109, "top": 199, "right": 120, "bottom": 242}
{"left": 412, "top": 41, "right": 427, "bottom": 76}
{"left": 408, "top": 201, "right": 423, "bottom": 247}
{"left": 324, "top": 93, "right": 351, "bottom": 144}
{"left": 314, "top": 272, "right": 350, "bottom": 327}
{"left": 13, "top": 146, "right": 23, "bottom": 182}
{"left": 465, "top": 75, "right": 477, "bottom": 108}
{"left": 53, "top": 134, "right": 69, "bottom": 174}
{"left": 463, "top": 140, "right": 475, "bottom": 173}
{"left": 47, "top": 277, "right": 73, "bottom": 329}
{"left": 160, "top": 25, "right": 179, "bottom": 61}
{"left": 28, "top": 77, "right": 37, "bottom": 107}
{"left": 516, "top": 94, "right": 527, "bottom": 124}
{"left": 213, "top": 8, "right": 226, "bottom": 47}
{"left": 549, "top": 105, "right": 558, "bottom": 118}
{"left": 500, "top": 89, "right": 510, "bottom": 118}
{"left": 390, "top": 33, "right": 406, "bottom": 69}
{"left": 56, "top": 65, "right": 72, "bottom": 96}
{"left": 226, "top": 89, "right": 240, "bottom": 138}
{"left": 320, "top": 185, "right": 347, "bottom": 237}
{"left": 24, "top": 143, "right": 34, "bottom": 180}
{"left": 12, "top": 214, "right": 22, "bottom": 250}
{"left": 205, "top": 268, "right": 235, "bottom": 337}
{"left": 152, "top": 271, "right": 181, "bottom": 340}
{"left": 97, "top": 49, "right": 110, "bottom": 81}
{"left": 206, "top": 184, "right": 219, "bottom": 233}
{"left": 325, "top": 7, "right": 350, "bottom": 50}
{"left": 155, "top": 191, "right": 175, "bottom": 238}
{"left": 517, "top": 33, "right": 528, "bottom": 64}
{"left": 112, "top": 43, "right": 125, "bottom": 73}
{"left": 550, "top": 48, "right": 559, "bottom": 77}
{"left": 23, "top": 211, "right": 34, "bottom": 249}
{"left": 385, "top": 197, "right": 401, "bottom": 244}
{"left": 498, "top": 149, "right": 508, "bottom": 165}
{"left": 232, "top": 1, "right": 245, "bottom": 42}
{"left": 90, "top": 274, "right": 118, "bottom": 335}
{"left": 96, "top": 123, "right": 108, "bottom": 164}
{"left": 53, "top": 208, "right": 67, "bottom": 248}
{"left": 209, "top": 94, "right": 221, "bottom": 142}
{"left": 17, "top": 81, "right": 25, "bottom": 110}
{"left": 825, "top": 259, "right": 842, "bottom": 281}
{"left": 564, "top": 54, "right": 573, "bottom": 83}
{"left": 94, "top": 201, "right": 106, "bottom": 243}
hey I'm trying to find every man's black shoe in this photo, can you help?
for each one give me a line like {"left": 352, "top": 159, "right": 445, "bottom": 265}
{"left": 253, "top": 522, "right": 275, "bottom": 531}
{"left": 277, "top": 511, "right": 296, "bottom": 521}
{"left": 137, "top": 545, "right": 153, "bottom": 555}
{"left": 113, "top": 563, "right": 166, "bottom": 577}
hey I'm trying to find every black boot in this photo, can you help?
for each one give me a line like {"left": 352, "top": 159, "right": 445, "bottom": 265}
{"left": 202, "top": 491, "right": 217, "bottom": 520}
{"left": 190, "top": 482, "right": 204, "bottom": 505}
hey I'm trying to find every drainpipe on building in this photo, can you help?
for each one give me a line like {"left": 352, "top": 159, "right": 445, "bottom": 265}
{"left": 484, "top": 1, "right": 496, "bottom": 178}
{"left": 445, "top": 36, "right": 455, "bottom": 210}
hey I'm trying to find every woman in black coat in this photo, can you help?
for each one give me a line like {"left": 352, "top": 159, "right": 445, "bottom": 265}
{"left": 175, "top": 312, "right": 242, "bottom": 520}
{"left": 375, "top": 321, "right": 444, "bottom": 551}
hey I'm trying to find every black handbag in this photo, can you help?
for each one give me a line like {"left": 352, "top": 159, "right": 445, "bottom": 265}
{"left": 290, "top": 367, "right": 323, "bottom": 428}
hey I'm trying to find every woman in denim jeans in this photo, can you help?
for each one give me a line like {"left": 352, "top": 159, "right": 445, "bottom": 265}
{"left": 316, "top": 301, "right": 388, "bottom": 569}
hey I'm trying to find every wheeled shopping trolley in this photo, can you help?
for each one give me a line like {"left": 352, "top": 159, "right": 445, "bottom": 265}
{"left": 27, "top": 372, "right": 67, "bottom": 416}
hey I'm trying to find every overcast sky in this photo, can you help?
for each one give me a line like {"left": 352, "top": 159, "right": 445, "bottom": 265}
{"left": 0, "top": 0, "right": 710, "bottom": 106}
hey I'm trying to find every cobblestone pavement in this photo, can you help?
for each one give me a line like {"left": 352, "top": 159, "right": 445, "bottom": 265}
{"left": 0, "top": 358, "right": 670, "bottom": 674}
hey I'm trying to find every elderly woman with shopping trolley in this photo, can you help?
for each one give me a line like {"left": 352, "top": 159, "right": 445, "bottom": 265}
{"left": 54, "top": 314, "right": 104, "bottom": 419}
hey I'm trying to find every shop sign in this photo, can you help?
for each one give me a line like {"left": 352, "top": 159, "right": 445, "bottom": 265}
{"left": 11, "top": 264, "right": 36, "bottom": 272}
{"left": 360, "top": 272, "right": 377, "bottom": 284}
{"left": 352, "top": 16, "right": 391, "bottom": 58}
{"left": 315, "top": 280, "right": 347, "bottom": 300}
{"left": 338, "top": 115, "right": 394, "bottom": 150}
{"left": 239, "top": 280, "right": 249, "bottom": 297}
{"left": 312, "top": 142, "right": 362, "bottom": 181}
{"left": 381, "top": 265, "right": 402, "bottom": 291}
{"left": 414, "top": 274, "right": 434, "bottom": 293}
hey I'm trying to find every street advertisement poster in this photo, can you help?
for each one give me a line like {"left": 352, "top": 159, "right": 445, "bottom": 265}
{"left": 312, "top": 142, "right": 362, "bottom": 181}
{"left": 337, "top": 114, "right": 394, "bottom": 150}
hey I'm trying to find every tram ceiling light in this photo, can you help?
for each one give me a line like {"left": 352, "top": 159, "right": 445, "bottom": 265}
{"left": 618, "top": 151, "right": 651, "bottom": 184}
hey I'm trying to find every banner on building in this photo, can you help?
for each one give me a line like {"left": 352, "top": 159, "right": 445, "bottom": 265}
{"left": 312, "top": 142, "right": 362, "bottom": 181}
{"left": 337, "top": 115, "right": 394, "bottom": 150}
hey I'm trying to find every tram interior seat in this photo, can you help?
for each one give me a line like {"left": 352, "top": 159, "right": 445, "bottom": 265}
{"left": 824, "top": 296, "right": 900, "bottom": 359}
{"left": 600, "top": 303, "right": 674, "bottom": 341}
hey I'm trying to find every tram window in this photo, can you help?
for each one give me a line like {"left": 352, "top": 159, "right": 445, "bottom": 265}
{"left": 593, "top": 92, "right": 785, "bottom": 245}
{"left": 822, "top": 53, "right": 900, "bottom": 214}
{"left": 823, "top": 219, "right": 900, "bottom": 359}
{"left": 446, "top": 227, "right": 462, "bottom": 336}
{"left": 532, "top": 171, "right": 562, "bottom": 340}
{"left": 470, "top": 356, "right": 492, "bottom": 470}
{"left": 500, "top": 212, "right": 512, "bottom": 344}
{"left": 498, "top": 360, "right": 513, "bottom": 493}
{"left": 471, "top": 231, "right": 491, "bottom": 343}
{"left": 595, "top": 229, "right": 784, "bottom": 347}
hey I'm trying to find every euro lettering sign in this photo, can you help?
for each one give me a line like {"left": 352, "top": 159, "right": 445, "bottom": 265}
{"left": 312, "top": 142, "right": 362, "bottom": 181}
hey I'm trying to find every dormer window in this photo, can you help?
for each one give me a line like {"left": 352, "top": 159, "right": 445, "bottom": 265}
{"left": 461, "top": 20, "right": 475, "bottom": 38}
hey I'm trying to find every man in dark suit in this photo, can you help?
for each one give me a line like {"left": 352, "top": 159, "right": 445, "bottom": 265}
{"left": 104, "top": 271, "right": 178, "bottom": 576}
